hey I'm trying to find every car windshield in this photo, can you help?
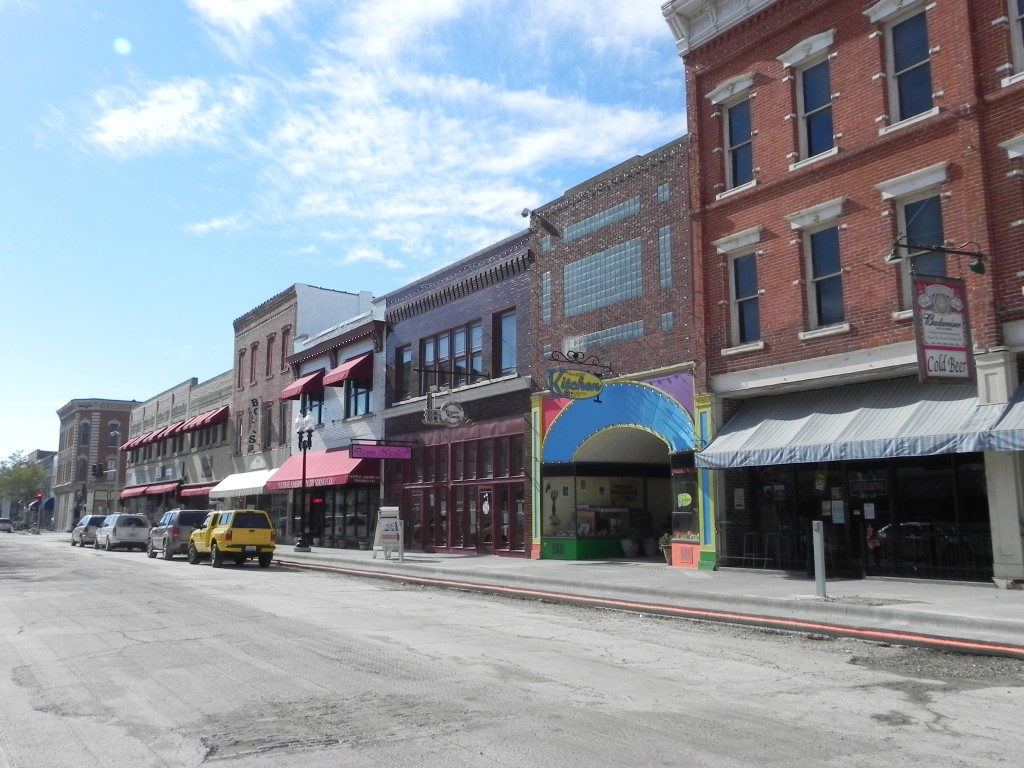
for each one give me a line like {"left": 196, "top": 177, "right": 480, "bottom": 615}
{"left": 231, "top": 512, "right": 270, "bottom": 529}
{"left": 120, "top": 517, "right": 148, "bottom": 527}
{"left": 178, "top": 512, "right": 208, "bottom": 526}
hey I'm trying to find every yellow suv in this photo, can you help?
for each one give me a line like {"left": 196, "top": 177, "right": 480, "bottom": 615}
{"left": 187, "top": 510, "right": 276, "bottom": 568}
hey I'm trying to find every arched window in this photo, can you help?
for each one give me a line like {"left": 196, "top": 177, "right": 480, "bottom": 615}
{"left": 79, "top": 421, "right": 91, "bottom": 447}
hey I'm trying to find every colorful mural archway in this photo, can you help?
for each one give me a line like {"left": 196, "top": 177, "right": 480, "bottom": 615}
{"left": 543, "top": 381, "right": 696, "bottom": 462}
{"left": 534, "top": 371, "right": 705, "bottom": 562}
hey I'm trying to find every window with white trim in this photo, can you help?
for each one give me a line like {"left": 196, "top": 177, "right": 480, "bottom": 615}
{"left": 898, "top": 193, "right": 945, "bottom": 305}
{"left": 885, "top": 8, "right": 933, "bottom": 122}
{"left": 1011, "top": 0, "right": 1024, "bottom": 75}
{"left": 731, "top": 253, "right": 760, "bottom": 345}
{"left": 797, "top": 58, "right": 834, "bottom": 158}
{"left": 806, "top": 225, "right": 845, "bottom": 328}
{"left": 725, "top": 98, "right": 754, "bottom": 188}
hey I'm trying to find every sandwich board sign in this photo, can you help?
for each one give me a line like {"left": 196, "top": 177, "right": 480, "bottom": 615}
{"left": 372, "top": 506, "right": 403, "bottom": 561}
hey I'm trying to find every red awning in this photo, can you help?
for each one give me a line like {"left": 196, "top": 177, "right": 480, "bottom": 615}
{"left": 205, "top": 405, "right": 230, "bottom": 426}
{"left": 278, "top": 371, "right": 324, "bottom": 401}
{"left": 145, "top": 482, "right": 181, "bottom": 496}
{"left": 120, "top": 486, "right": 148, "bottom": 498}
{"left": 323, "top": 353, "right": 373, "bottom": 387}
{"left": 265, "top": 448, "right": 379, "bottom": 491}
{"left": 179, "top": 484, "right": 216, "bottom": 498}
{"left": 120, "top": 437, "right": 138, "bottom": 451}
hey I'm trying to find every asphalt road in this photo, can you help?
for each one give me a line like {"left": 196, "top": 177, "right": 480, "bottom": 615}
{"left": 1, "top": 533, "right": 1022, "bottom": 768}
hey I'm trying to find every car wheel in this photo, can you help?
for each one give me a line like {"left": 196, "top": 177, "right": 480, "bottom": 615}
{"left": 147, "top": 541, "right": 157, "bottom": 558}
{"left": 187, "top": 544, "right": 200, "bottom": 565}
{"left": 258, "top": 552, "right": 273, "bottom": 568}
{"left": 210, "top": 542, "right": 223, "bottom": 568}
{"left": 162, "top": 543, "right": 175, "bottom": 561}
{"left": 70, "top": 538, "right": 77, "bottom": 547}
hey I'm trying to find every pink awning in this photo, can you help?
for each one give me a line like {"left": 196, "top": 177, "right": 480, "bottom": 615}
{"left": 265, "top": 448, "right": 379, "bottom": 491}
{"left": 278, "top": 371, "right": 324, "bottom": 401}
{"left": 120, "top": 486, "right": 148, "bottom": 498}
{"left": 323, "top": 353, "right": 373, "bottom": 387}
{"left": 179, "top": 484, "right": 216, "bottom": 498}
{"left": 145, "top": 482, "right": 180, "bottom": 496}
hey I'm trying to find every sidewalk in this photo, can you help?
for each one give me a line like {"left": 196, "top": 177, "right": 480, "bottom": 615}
{"left": 273, "top": 544, "right": 1024, "bottom": 658}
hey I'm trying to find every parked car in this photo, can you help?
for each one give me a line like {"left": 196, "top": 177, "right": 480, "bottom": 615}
{"left": 0, "top": 518, "right": 12, "bottom": 533}
{"left": 94, "top": 513, "right": 150, "bottom": 551}
{"left": 71, "top": 514, "right": 108, "bottom": 546}
{"left": 188, "top": 510, "right": 276, "bottom": 568}
{"left": 147, "top": 509, "right": 210, "bottom": 560}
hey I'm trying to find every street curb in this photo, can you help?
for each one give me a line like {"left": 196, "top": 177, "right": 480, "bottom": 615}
{"left": 273, "top": 557, "right": 1024, "bottom": 659}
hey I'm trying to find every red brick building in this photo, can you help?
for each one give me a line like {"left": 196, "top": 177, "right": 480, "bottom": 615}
{"left": 662, "top": 0, "right": 1024, "bottom": 583}
{"left": 527, "top": 137, "right": 703, "bottom": 561}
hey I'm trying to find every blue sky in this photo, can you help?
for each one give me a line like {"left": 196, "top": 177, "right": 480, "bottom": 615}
{"left": 0, "top": 0, "right": 685, "bottom": 459}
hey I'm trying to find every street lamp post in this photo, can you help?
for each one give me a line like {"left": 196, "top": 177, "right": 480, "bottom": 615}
{"left": 108, "top": 429, "right": 121, "bottom": 513}
{"left": 294, "top": 412, "right": 315, "bottom": 552}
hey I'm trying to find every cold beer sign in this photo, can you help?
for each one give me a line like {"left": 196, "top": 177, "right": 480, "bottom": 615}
{"left": 912, "top": 275, "right": 975, "bottom": 384}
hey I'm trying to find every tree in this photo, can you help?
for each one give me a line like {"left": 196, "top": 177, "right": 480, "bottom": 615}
{"left": 0, "top": 452, "right": 47, "bottom": 508}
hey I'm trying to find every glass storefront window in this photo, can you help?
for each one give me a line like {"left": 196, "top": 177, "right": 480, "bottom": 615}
{"left": 452, "top": 443, "right": 463, "bottom": 480}
{"left": 480, "top": 440, "right": 494, "bottom": 477}
{"left": 436, "top": 445, "right": 448, "bottom": 482}
{"left": 496, "top": 437, "right": 509, "bottom": 477}
{"left": 510, "top": 434, "right": 524, "bottom": 476}
{"left": 465, "top": 442, "right": 477, "bottom": 479}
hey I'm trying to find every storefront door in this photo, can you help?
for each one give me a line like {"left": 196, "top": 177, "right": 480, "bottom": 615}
{"left": 478, "top": 488, "right": 493, "bottom": 554}
{"left": 405, "top": 490, "right": 424, "bottom": 550}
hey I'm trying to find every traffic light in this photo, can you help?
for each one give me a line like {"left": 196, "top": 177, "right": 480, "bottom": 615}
{"left": 92, "top": 464, "right": 105, "bottom": 478}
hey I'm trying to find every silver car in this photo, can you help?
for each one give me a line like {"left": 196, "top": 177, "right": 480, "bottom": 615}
{"left": 147, "top": 509, "right": 210, "bottom": 560}
{"left": 0, "top": 518, "right": 12, "bottom": 533}
{"left": 95, "top": 514, "right": 150, "bottom": 552}
{"left": 71, "top": 515, "right": 108, "bottom": 546}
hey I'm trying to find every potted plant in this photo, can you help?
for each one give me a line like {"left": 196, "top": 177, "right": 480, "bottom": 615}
{"left": 658, "top": 533, "right": 673, "bottom": 564}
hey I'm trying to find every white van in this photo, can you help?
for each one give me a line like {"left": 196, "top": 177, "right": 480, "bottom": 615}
{"left": 95, "top": 514, "right": 150, "bottom": 551}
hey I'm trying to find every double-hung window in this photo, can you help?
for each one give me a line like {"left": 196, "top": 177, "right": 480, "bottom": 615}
{"left": 876, "top": 162, "right": 948, "bottom": 309}
{"left": 713, "top": 226, "right": 763, "bottom": 350}
{"left": 732, "top": 254, "right": 760, "bottom": 345}
{"left": 707, "top": 72, "right": 755, "bottom": 194}
{"left": 799, "top": 59, "right": 833, "bottom": 158}
{"left": 785, "top": 197, "right": 846, "bottom": 332}
{"left": 779, "top": 30, "right": 836, "bottom": 163}
{"left": 496, "top": 310, "right": 517, "bottom": 375}
{"left": 807, "top": 227, "right": 845, "bottom": 328}
{"left": 867, "top": 0, "right": 934, "bottom": 125}
{"left": 345, "top": 380, "right": 372, "bottom": 417}
{"left": 395, "top": 346, "right": 413, "bottom": 401}
{"left": 726, "top": 99, "right": 754, "bottom": 188}
{"left": 421, "top": 322, "right": 483, "bottom": 394}
{"left": 1011, "top": 0, "right": 1024, "bottom": 78}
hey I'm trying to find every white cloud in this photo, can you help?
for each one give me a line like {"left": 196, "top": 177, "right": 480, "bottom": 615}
{"left": 90, "top": 78, "right": 257, "bottom": 157}
{"left": 339, "top": 0, "right": 473, "bottom": 60}
{"left": 186, "top": 0, "right": 295, "bottom": 57}
{"left": 333, "top": 247, "right": 404, "bottom": 269}
{"left": 186, "top": 215, "right": 244, "bottom": 235}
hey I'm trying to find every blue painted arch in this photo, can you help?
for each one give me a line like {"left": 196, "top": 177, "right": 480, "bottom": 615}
{"left": 543, "top": 382, "right": 696, "bottom": 463}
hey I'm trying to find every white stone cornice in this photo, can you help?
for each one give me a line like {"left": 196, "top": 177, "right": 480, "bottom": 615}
{"left": 662, "top": 0, "right": 781, "bottom": 57}
{"left": 875, "top": 161, "right": 949, "bottom": 199}
{"left": 712, "top": 225, "right": 763, "bottom": 254}
{"left": 706, "top": 72, "right": 756, "bottom": 104}
{"left": 785, "top": 197, "right": 846, "bottom": 230}
{"left": 864, "top": 0, "right": 925, "bottom": 25}
{"left": 777, "top": 29, "right": 835, "bottom": 69}
{"left": 1000, "top": 134, "right": 1024, "bottom": 159}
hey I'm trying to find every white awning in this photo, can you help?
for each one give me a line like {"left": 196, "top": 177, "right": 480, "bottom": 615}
{"left": 208, "top": 469, "right": 276, "bottom": 499}
{"left": 988, "top": 383, "right": 1024, "bottom": 451}
{"left": 696, "top": 377, "right": 1002, "bottom": 469}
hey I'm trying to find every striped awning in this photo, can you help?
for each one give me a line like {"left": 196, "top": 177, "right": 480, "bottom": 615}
{"left": 988, "top": 383, "right": 1024, "bottom": 451}
{"left": 696, "top": 377, "right": 1003, "bottom": 469}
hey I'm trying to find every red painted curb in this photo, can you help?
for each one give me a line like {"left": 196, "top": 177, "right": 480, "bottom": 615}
{"left": 274, "top": 558, "right": 1024, "bottom": 659}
